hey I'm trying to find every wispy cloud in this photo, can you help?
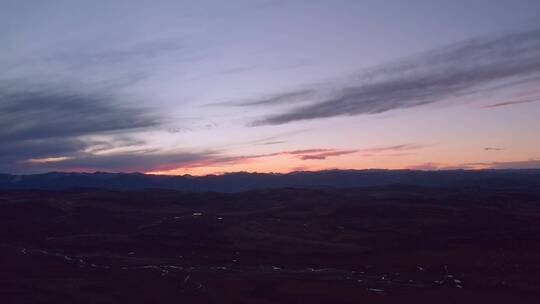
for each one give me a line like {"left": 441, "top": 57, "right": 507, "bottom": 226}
{"left": 261, "top": 141, "right": 287, "bottom": 146}
{"left": 13, "top": 140, "right": 427, "bottom": 173}
{"left": 175, "top": 144, "right": 424, "bottom": 169}
{"left": 299, "top": 150, "right": 357, "bottom": 160}
{"left": 26, "top": 156, "right": 73, "bottom": 164}
{"left": 484, "top": 147, "right": 504, "bottom": 151}
{"left": 408, "top": 158, "right": 540, "bottom": 170}
{"left": 0, "top": 90, "right": 159, "bottom": 142}
{"left": 222, "top": 148, "right": 352, "bottom": 162}
{"left": 27, "top": 150, "right": 218, "bottom": 173}
{"left": 461, "top": 158, "right": 540, "bottom": 169}
{"left": 481, "top": 97, "right": 540, "bottom": 109}
{"left": 161, "top": 148, "right": 358, "bottom": 170}
{"left": 209, "top": 90, "right": 316, "bottom": 107}
{"left": 358, "top": 143, "right": 426, "bottom": 154}
{"left": 240, "top": 29, "right": 540, "bottom": 125}
{"left": 14, "top": 146, "right": 359, "bottom": 174}
{"left": 0, "top": 83, "right": 164, "bottom": 173}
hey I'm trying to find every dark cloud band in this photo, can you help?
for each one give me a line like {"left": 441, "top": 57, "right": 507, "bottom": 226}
{"left": 247, "top": 29, "right": 540, "bottom": 125}
{"left": 0, "top": 86, "right": 163, "bottom": 173}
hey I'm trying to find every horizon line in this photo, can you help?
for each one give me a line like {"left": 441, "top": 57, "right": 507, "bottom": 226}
{"left": 3, "top": 167, "right": 540, "bottom": 178}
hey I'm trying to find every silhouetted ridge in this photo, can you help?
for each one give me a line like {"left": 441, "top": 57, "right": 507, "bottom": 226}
{"left": 1, "top": 169, "right": 539, "bottom": 192}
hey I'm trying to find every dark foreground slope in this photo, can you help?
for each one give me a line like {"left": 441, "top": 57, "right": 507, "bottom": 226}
{"left": 1, "top": 186, "right": 540, "bottom": 303}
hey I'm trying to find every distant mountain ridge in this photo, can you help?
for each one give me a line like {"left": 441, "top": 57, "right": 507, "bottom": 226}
{"left": 1, "top": 169, "right": 539, "bottom": 192}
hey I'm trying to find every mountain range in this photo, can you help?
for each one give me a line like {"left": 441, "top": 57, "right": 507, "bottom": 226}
{"left": 1, "top": 169, "right": 539, "bottom": 192}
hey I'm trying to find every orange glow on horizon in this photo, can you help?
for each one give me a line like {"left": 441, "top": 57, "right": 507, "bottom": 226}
{"left": 143, "top": 153, "right": 487, "bottom": 176}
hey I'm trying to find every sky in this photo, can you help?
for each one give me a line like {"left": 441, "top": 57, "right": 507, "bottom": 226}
{"left": 1, "top": 0, "right": 540, "bottom": 175}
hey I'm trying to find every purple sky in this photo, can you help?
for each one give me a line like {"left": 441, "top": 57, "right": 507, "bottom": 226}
{"left": 1, "top": 0, "right": 540, "bottom": 174}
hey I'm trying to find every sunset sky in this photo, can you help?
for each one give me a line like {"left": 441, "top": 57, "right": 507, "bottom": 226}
{"left": 1, "top": 0, "right": 540, "bottom": 175}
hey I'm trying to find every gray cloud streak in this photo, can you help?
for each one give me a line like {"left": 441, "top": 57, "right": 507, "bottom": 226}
{"left": 358, "top": 144, "right": 426, "bottom": 153}
{"left": 463, "top": 159, "right": 540, "bottom": 169}
{"left": 246, "top": 29, "right": 540, "bottom": 125}
{"left": 0, "top": 91, "right": 160, "bottom": 142}
{"left": 482, "top": 97, "right": 540, "bottom": 108}
{"left": 299, "top": 150, "right": 357, "bottom": 160}
{"left": 30, "top": 151, "right": 217, "bottom": 173}
{"left": 409, "top": 158, "right": 540, "bottom": 170}
{"left": 0, "top": 85, "right": 164, "bottom": 173}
